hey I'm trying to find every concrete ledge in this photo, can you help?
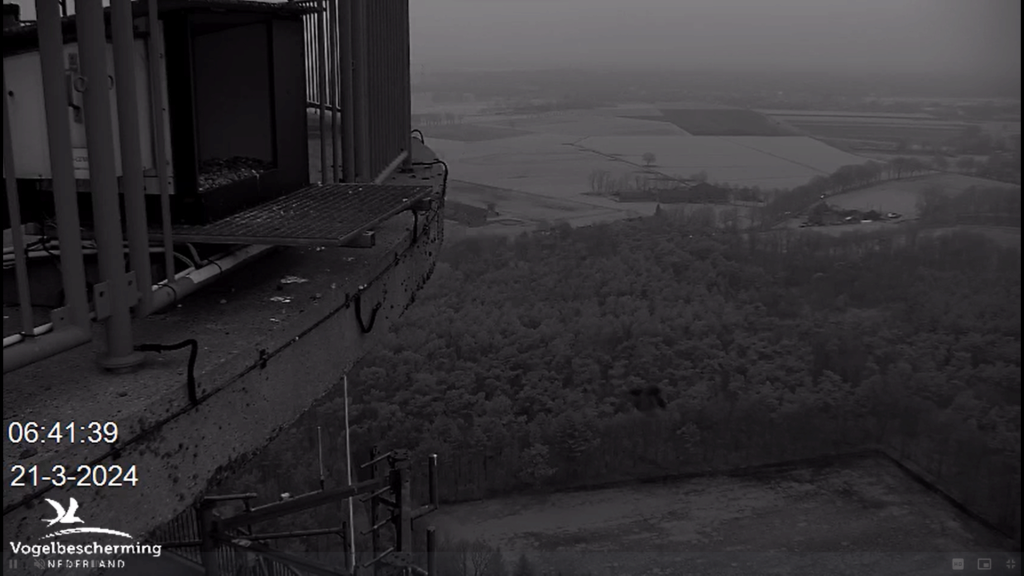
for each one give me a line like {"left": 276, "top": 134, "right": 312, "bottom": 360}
{"left": 2, "top": 147, "right": 445, "bottom": 574}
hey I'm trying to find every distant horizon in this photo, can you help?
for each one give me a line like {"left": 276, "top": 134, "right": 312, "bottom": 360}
{"left": 409, "top": 64, "right": 1022, "bottom": 100}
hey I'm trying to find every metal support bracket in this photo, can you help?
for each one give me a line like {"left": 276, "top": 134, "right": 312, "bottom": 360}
{"left": 92, "top": 271, "right": 137, "bottom": 319}
{"left": 341, "top": 229, "right": 375, "bottom": 248}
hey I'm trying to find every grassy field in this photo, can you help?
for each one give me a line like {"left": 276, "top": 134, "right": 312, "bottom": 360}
{"left": 446, "top": 179, "right": 639, "bottom": 232}
{"left": 790, "top": 124, "right": 965, "bottom": 146}
{"left": 479, "top": 114, "right": 691, "bottom": 137}
{"left": 757, "top": 110, "right": 969, "bottom": 146}
{"left": 414, "top": 123, "right": 533, "bottom": 142}
{"left": 654, "top": 108, "right": 795, "bottom": 136}
{"left": 823, "top": 173, "right": 1018, "bottom": 218}
{"left": 576, "top": 135, "right": 867, "bottom": 190}
{"left": 431, "top": 455, "right": 1015, "bottom": 576}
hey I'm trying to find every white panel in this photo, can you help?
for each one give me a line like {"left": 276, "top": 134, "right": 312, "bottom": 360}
{"left": 4, "top": 31, "right": 174, "bottom": 194}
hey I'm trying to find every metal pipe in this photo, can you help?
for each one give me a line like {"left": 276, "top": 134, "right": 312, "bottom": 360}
{"left": 76, "top": 0, "right": 144, "bottom": 371}
{"left": 373, "top": 151, "right": 408, "bottom": 185}
{"left": 3, "top": 309, "right": 99, "bottom": 349}
{"left": 202, "top": 493, "right": 259, "bottom": 503}
{"left": 351, "top": 0, "right": 370, "bottom": 181}
{"left": 426, "top": 527, "right": 436, "bottom": 576}
{"left": 343, "top": 374, "right": 356, "bottom": 572}
{"left": 2, "top": 70, "right": 35, "bottom": 336}
{"left": 36, "top": 0, "right": 90, "bottom": 331}
{"left": 146, "top": 0, "right": 176, "bottom": 284}
{"left": 244, "top": 525, "right": 345, "bottom": 542}
{"left": 150, "top": 244, "right": 275, "bottom": 313}
{"left": 316, "top": 0, "right": 328, "bottom": 184}
{"left": 329, "top": 0, "right": 340, "bottom": 184}
{"left": 111, "top": 0, "right": 153, "bottom": 316}
{"left": 3, "top": 327, "right": 92, "bottom": 375}
{"left": 428, "top": 453, "right": 438, "bottom": 507}
{"left": 339, "top": 0, "right": 355, "bottom": 182}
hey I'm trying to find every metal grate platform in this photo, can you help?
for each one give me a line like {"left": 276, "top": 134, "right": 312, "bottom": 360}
{"left": 169, "top": 183, "right": 434, "bottom": 246}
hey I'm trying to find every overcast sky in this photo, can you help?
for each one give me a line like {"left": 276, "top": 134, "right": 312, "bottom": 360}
{"left": 410, "top": 0, "right": 1021, "bottom": 78}
{"left": 9, "top": 0, "right": 1020, "bottom": 81}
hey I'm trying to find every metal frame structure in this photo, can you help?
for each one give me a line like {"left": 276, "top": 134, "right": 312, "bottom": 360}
{"left": 157, "top": 451, "right": 439, "bottom": 576}
{"left": 300, "top": 0, "right": 412, "bottom": 184}
{"left": 2, "top": 0, "right": 418, "bottom": 374}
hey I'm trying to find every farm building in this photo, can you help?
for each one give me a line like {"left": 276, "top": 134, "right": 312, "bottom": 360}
{"left": 807, "top": 202, "right": 889, "bottom": 226}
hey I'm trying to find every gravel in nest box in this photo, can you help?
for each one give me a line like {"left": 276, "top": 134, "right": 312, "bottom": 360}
{"left": 198, "top": 156, "right": 274, "bottom": 192}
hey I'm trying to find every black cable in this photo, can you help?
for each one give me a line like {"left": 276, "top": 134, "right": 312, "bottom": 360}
{"left": 411, "top": 159, "right": 448, "bottom": 199}
{"left": 353, "top": 292, "right": 382, "bottom": 334}
{"left": 135, "top": 339, "right": 200, "bottom": 404}
{"left": 410, "top": 129, "right": 424, "bottom": 143}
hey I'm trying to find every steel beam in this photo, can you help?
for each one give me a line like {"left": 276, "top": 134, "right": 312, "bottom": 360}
{"left": 111, "top": 0, "right": 153, "bottom": 315}
{"left": 217, "top": 478, "right": 385, "bottom": 531}
{"left": 75, "top": 0, "right": 144, "bottom": 370}
{"left": 36, "top": 0, "right": 90, "bottom": 331}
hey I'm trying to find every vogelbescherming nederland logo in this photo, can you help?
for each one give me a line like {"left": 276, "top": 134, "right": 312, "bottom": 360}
{"left": 40, "top": 497, "right": 134, "bottom": 540}
{"left": 8, "top": 497, "right": 162, "bottom": 571}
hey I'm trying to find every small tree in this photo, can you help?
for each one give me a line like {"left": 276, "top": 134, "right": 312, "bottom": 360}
{"left": 691, "top": 169, "right": 708, "bottom": 182}
{"left": 642, "top": 152, "right": 657, "bottom": 167}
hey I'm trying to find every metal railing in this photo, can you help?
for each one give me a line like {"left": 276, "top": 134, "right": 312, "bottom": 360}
{"left": 298, "top": 0, "right": 412, "bottom": 185}
{"left": 2, "top": 0, "right": 165, "bottom": 374}
{"left": 3, "top": 0, "right": 417, "bottom": 375}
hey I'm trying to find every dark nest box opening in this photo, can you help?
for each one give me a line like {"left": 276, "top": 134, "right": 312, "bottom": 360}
{"left": 162, "top": 2, "right": 309, "bottom": 225}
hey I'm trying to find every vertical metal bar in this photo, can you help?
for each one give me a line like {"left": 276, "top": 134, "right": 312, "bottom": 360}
{"left": 304, "top": 11, "right": 312, "bottom": 104}
{"left": 397, "top": 464, "right": 412, "bottom": 553}
{"left": 339, "top": 0, "right": 355, "bottom": 182}
{"left": 2, "top": 74, "right": 35, "bottom": 336}
{"left": 316, "top": 0, "right": 328, "bottom": 184}
{"left": 428, "top": 454, "right": 438, "bottom": 507}
{"left": 426, "top": 527, "right": 436, "bottom": 576}
{"left": 368, "top": 446, "right": 380, "bottom": 576}
{"left": 147, "top": 0, "right": 175, "bottom": 283}
{"left": 365, "top": 1, "right": 376, "bottom": 177}
{"left": 111, "top": 0, "right": 152, "bottom": 315}
{"left": 387, "top": 1, "right": 396, "bottom": 166}
{"left": 329, "top": 0, "right": 341, "bottom": 184}
{"left": 36, "top": 0, "right": 90, "bottom": 331}
{"left": 76, "top": 0, "right": 143, "bottom": 371}
{"left": 343, "top": 375, "right": 356, "bottom": 572}
{"left": 399, "top": 0, "right": 412, "bottom": 168}
{"left": 198, "top": 500, "right": 223, "bottom": 576}
{"left": 351, "top": 0, "right": 369, "bottom": 181}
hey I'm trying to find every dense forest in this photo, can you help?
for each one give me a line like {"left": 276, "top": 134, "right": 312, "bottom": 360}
{"left": 218, "top": 205, "right": 1021, "bottom": 574}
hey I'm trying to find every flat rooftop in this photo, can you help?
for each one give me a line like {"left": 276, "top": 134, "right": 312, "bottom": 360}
{"left": 431, "top": 453, "right": 1018, "bottom": 576}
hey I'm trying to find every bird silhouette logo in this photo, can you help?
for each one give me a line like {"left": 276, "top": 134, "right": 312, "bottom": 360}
{"left": 39, "top": 498, "right": 133, "bottom": 540}
{"left": 43, "top": 498, "right": 84, "bottom": 528}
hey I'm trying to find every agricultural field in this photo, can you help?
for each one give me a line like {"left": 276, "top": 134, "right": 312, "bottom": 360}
{"left": 654, "top": 108, "right": 796, "bottom": 136}
{"left": 431, "top": 455, "right": 1015, "bottom": 576}
{"left": 412, "top": 122, "right": 533, "bottom": 142}
{"left": 447, "top": 179, "right": 626, "bottom": 226}
{"left": 478, "top": 114, "right": 691, "bottom": 138}
{"left": 759, "top": 110, "right": 968, "bottom": 146}
{"left": 429, "top": 133, "right": 638, "bottom": 198}
{"left": 823, "top": 173, "right": 1018, "bottom": 218}
{"left": 576, "top": 135, "right": 868, "bottom": 190}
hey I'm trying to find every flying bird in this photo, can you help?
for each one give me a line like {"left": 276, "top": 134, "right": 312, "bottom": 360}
{"left": 43, "top": 498, "right": 84, "bottom": 528}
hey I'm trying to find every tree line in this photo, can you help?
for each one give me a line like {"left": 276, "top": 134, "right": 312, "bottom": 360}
{"left": 214, "top": 208, "right": 1021, "bottom": 569}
